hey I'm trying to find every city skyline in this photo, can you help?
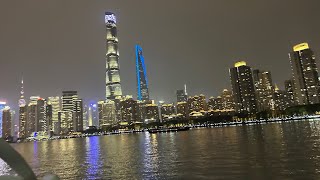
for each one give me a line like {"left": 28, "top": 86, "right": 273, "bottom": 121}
{"left": 1, "top": 1, "right": 320, "bottom": 110}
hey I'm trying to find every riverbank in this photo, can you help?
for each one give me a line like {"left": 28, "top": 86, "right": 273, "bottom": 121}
{"left": 13, "top": 115, "right": 320, "bottom": 143}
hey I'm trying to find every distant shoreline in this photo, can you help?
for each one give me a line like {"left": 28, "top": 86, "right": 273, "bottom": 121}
{"left": 11, "top": 115, "right": 320, "bottom": 144}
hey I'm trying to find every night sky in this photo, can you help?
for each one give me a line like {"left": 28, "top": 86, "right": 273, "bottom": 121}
{"left": 1, "top": 0, "right": 320, "bottom": 110}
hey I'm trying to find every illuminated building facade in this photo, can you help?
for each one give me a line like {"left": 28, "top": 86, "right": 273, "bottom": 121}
{"left": 46, "top": 103, "right": 52, "bottom": 133}
{"left": 97, "top": 101, "right": 104, "bottom": 126}
{"left": 136, "top": 100, "right": 149, "bottom": 122}
{"left": 2, "top": 106, "right": 12, "bottom": 139}
{"left": 208, "top": 96, "right": 222, "bottom": 111}
{"left": 289, "top": 43, "right": 320, "bottom": 105}
{"left": 83, "top": 104, "right": 88, "bottom": 129}
{"left": 119, "top": 96, "right": 138, "bottom": 124}
{"left": 105, "top": 12, "right": 122, "bottom": 100}
{"left": 284, "top": 79, "right": 295, "bottom": 106}
{"left": 98, "top": 100, "right": 116, "bottom": 128}
{"left": 160, "top": 103, "right": 175, "bottom": 121}
{"left": 89, "top": 103, "right": 99, "bottom": 127}
{"left": 208, "top": 89, "right": 235, "bottom": 115}
{"left": 62, "top": 91, "right": 78, "bottom": 111}
{"left": 274, "top": 86, "right": 292, "bottom": 111}
{"left": 176, "top": 101, "right": 188, "bottom": 119}
{"left": 19, "top": 105, "right": 27, "bottom": 138}
{"left": 58, "top": 111, "right": 73, "bottom": 135}
{"left": 73, "top": 99, "right": 83, "bottom": 132}
{"left": 61, "top": 91, "right": 77, "bottom": 133}
{"left": 253, "top": 70, "right": 275, "bottom": 111}
{"left": 36, "top": 98, "right": 46, "bottom": 132}
{"left": 187, "top": 95, "right": 207, "bottom": 117}
{"left": 26, "top": 97, "right": 38, "bottom": 136}
{"left": 47, "top": 96, "right": 60, "bottom": 132}
{"left": 88, "top": 103, "right": 98, "bottom": 127}
{"left": 221, "top": 89, "right": 235, "bottom": 111}
{"left": 60, "top": 91, "right": 83, "bottom": 133}
{"left": 229, "top": 61, "right": 257, "bottom": 114}
{"left": 145, "top": 102, "right": 159, "bottom": 123}
{"left": 136, "top": 45, "right": 150, "bottom": 101}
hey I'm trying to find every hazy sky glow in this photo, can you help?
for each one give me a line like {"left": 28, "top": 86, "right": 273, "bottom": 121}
{"left": 1, "top": 0, "right": 320, "bottom": 109}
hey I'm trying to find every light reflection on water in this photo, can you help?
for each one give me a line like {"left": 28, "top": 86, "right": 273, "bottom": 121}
{"left": 85, "top": 136, "right": 101, "bottom": 179}
{"left": 1, "top": 120, "right": 320, "bottom": 179}
{"left": 143, "top": 133, "right": 159, "bottom": 178}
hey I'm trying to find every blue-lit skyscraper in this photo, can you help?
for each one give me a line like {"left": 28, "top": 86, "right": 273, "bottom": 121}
{"left": 136, "top": 45, "right": 149, "bottom": 101}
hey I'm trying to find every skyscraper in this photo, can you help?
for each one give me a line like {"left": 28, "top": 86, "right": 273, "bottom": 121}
{"left": 18, "top": 78, "right": 27, "bottom": 138}
{"left": 46, "top": 103, "right": 52, "bottom": 134}
{"left": 176, "top": 84, "right": 188, "bottom": 102}
{"left": 0, "top": 101, "right": 7, "bottom": 138}
{"left": 105, "top": 12, "right": 122, "bottom": 100}
{"left": 18, "top": 78, "right": 26, "bottom": 107}
{"left": 229, "top": 61, "right": 257, "bottom": 114}
{"left": 60, "top": 91, "right": 83, "bottom": 134}
{"left": 83, "top": 104, "right": 88, "bottom": 129}
{"left": 2, "top": 106, "right": 12, "bottom": 139}
{"left": 284, "top": 79, "right": 295, "bottom": 106}
{"left": 73, "top": 99, "right": 83, "bottom": 132}
{"left": 289, "top": 43, "right": 320, "bottom": 105}
{"left": 136, "top": 45, "right": 149, "bottom": 101}
{"left": 88, "top": 103, "right": 98, "bottom": 127}
{"left": 19, "top": 104, "right": 27, "bottom": 138}
{"left": 36, "top": 98, "right": 46, "bottom": 132}
{"left": 62, "top": 91, "right": 78, "bottom": 111}
{"left": 47, "top": 96, "right": 60, "bottom": 133}
{"left": 26, "top": 97, "right": 38, "bottom": 136}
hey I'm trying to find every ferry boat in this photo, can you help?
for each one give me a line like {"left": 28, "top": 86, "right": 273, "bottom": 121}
{"left": 148, "top": 127, "right": 190, "bottom": 133}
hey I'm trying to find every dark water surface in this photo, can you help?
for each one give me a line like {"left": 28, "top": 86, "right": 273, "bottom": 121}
{"left": 2, "top": 120, "right": 320, "bottom": 179}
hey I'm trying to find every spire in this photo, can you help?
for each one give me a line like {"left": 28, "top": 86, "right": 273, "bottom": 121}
{"left": 19, "top": 77, "right": 26, "bottom": 107}
{"left": 184, "top": 84, "right": 187, "bottom": 95}
{"left": 20, "top": 77, "right": 24, "bottom": 99}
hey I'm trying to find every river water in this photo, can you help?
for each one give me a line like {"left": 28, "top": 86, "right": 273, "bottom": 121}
{"left": 2, "top": 120, "right": 320, "bottom": 179}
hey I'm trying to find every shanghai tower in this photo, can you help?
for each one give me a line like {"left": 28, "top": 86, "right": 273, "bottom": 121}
{"left": 135, "top": 45, "right": 149, "bottom": 101}
{"left": 105, "top": 12, "right": 122, "bottom": 100}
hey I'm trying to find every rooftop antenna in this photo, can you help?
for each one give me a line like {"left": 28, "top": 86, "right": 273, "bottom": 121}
{"left": 184, "top": 84, "right": 187, "bottom": 95}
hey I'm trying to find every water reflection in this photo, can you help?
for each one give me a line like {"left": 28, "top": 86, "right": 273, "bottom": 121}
{"left": 2, "top": 120, "right": 320, "bottom": 179}
{"left": 85, "top": 136, "right": 102, "bottom": 179}
{"left": 143, "top": 133, "right": 159, "bottom": 178}
{"left": 32, "top": 141, "right": 39, "bottom": 168}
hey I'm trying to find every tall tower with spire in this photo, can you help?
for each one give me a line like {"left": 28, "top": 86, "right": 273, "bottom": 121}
{"left": 105, "top": 12, "right": 122, "bottom": 100}
{"left": 18, "top": 77, "right": 26, "bottom": 107}
{"left": 18, "top": 77, "right": 27, "bottom": 138}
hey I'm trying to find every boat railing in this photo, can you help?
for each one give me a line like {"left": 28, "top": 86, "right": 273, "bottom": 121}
{"left": 0, "top": 138, "right": 60, "bottom": 180}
